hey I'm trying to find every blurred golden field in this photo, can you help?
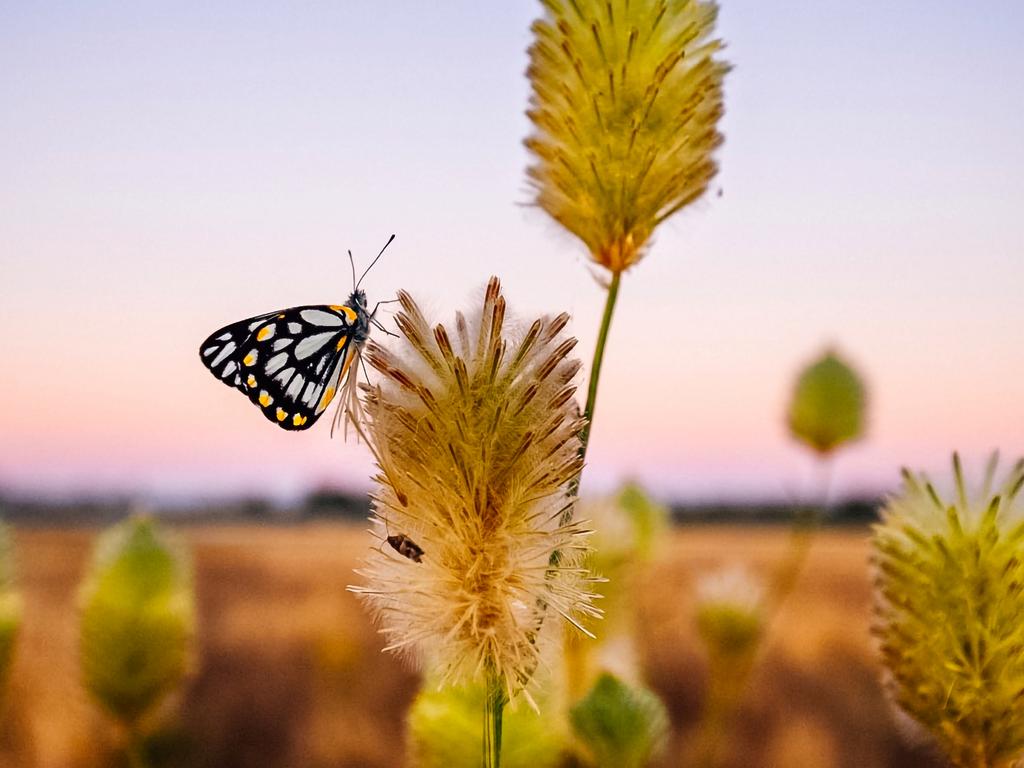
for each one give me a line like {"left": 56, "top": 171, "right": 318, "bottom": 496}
{"left": 0, "top": 524, "right": 946, "bottom": 768}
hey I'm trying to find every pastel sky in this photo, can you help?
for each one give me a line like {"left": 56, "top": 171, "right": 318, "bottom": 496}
{"left": 2, "top": 1, "right": 1022, "bottom": 504}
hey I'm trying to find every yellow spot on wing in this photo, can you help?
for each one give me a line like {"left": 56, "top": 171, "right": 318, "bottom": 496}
{"left": 318, "top": 385, "right": 336, "bottom": 411}
{"left": 259, "top": 392, "right": 272, "bottom": 407}
{"left": 246, "top": 374, "right": 257, "bottom": 388}
{"left": 243, "top": 352, "right": 257, "bottom": 366}
{"left": 276, "top": 407, "right": 287, "bottom": 422}
{"left": 257, "top": 325, "right": 274, "bottom": 341}
{"left": 292, "top": 414, "right": 307, "bottom": 427}
{"left": 330, "top": 305, "right": 358, "bottom": 324}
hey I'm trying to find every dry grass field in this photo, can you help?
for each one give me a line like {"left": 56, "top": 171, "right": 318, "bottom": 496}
{"left": 0, "top": 524, "right": 946, "bottom": 768}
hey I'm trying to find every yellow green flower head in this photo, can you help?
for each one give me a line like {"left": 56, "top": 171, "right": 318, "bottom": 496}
{"left": 78, "top": 516, "right": 195, "bottom": 726}
{"left": 350, "top": 278, "right": 600, "bottom": 699}
{"left": 525, "top": 0, "right": 729, "bottom": 273}
{"left": 872, "top": 454, "right": 1024, "bottom": 768}
{"left": 787, "top": 348, "right": 866, "bottom": 455}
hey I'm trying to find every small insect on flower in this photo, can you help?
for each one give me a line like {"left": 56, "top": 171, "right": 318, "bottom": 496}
{"left": 199, "top": 235, "right": 397, "bottom": 435}
{"left": 386, "top": 533, "right": 425, "bottom": 563}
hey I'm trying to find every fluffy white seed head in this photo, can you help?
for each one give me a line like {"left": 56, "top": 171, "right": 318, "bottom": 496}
{"left": 350, "top": 278, "right": 600, "bottom": 698}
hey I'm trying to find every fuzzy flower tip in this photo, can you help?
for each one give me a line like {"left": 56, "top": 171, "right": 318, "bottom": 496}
{"left": 349, "top": 277, "right": 600, "bottom": 698}
{"left": 526, "top": 0, "right": 729, "bottom": 273}
{"left": 872, "top": 454, "right": 1024, "bottom": 768}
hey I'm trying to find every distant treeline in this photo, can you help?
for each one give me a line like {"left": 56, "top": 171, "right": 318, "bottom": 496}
{"left": 0, "top": 489, "right": 882, "bottom": 527}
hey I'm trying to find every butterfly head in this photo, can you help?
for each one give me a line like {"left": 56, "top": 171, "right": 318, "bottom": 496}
{"left": 348, "top": 288, "right": 368, "bottom": 313}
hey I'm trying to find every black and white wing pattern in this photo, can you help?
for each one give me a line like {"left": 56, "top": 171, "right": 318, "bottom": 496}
{"left": 199, "top": 303, "right": 365, "bottom": 431}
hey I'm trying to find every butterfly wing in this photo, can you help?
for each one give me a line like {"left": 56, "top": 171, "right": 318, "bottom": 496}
{"left": 199, "top": 304, "right": 363, "bottom": 430}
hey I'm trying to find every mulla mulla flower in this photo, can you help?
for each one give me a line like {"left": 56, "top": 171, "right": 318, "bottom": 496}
{"left": 526, "top": 0, "right": 729, "bottom": 273}
{"left": 872, "top": 454, "right": 1024, "bottom": 768}
{"left": 349, "top": 278, "right": 600, "bottom": 710}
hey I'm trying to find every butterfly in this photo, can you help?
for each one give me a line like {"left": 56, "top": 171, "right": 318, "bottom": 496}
{"left": 199, "top": 235, "right": 396, "bottom": 433}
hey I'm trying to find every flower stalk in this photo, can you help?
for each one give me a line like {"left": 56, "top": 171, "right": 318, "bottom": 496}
{"left": 577, "top": 271, "right": 621, "bottom": 471}
{"left": 484, "top": 669, "right": 507, "bottom": 768}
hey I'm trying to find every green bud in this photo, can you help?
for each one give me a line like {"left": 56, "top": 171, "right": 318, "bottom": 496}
{"left": 787, "top": 348, "right": 866, "bottom": 455}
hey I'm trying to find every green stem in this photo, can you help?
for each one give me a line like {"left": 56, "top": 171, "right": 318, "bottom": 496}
{"left": 483, "top": 671, "right": 507, "bottom": 768}
{"left": 576, "top": 270, "right": 622, "bottom": 476}
{"left": 523, "top": 269, "right": 623, "bottom": 677}
{"left": 125, "top": 725, "right": 149, "bottom": 768}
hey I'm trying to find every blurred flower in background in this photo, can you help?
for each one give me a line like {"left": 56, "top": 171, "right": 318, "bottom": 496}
{"left": 0, "top": 523, "right": 21, "bottom": 695}
{"left": 787, "top": 348, "right": 867, "bottom": 457}
{"left": 78, "top": 516, "right": 195, "bottom": 760}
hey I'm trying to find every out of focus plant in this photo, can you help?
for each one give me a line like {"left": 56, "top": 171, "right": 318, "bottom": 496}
{"left": 409, "top": 679, "right": 566, "bottom": 768}
{"left": 692, "top": 564, "right": 767, "bottom": 767}
{"left": 350, "top": 279, "right": 600, "bottom": 768}
{"left": 563, "top": 485, "right": 668, "bottom": 763}
{"left": 774, "top": 346, "right": 868, "bottom": 594}
{"left": 79, "top": 516, "right": 195, "bottom": 767}
{"left": 872, "top": 454, "right": 1024, "bottom": 768}
{"left": 569, "top": 672, "right": 669, "bottom": 768}
{"left": 0, "top": 522, "right": 22, "bottom": 694}
{"left": 567, "top": 485, "right": 667, "bottom": 695}
{"left": 787, "top": 348, "right": 866, "bottom": 457}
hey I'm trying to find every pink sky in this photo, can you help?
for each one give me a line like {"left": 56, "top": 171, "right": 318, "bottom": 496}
{"left": 1, "top": 1, "right": 1022, "bottom": 503}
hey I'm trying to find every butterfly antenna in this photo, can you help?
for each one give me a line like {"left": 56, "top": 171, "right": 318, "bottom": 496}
{"left": 356, "top": 234, "right": 396, "bottom": 289}
{"left": 348, "top": 250, "right": 357, "bottom": 291}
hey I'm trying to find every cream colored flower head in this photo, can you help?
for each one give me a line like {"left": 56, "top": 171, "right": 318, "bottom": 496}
{"left": 526, "top": 0, "right": 729, "bottom": 273}
{"left": 350, "top": 278, "right": 600, "bottom": 699}
{"left": 873, "top": 454, "right": 1024, "bottom": 768}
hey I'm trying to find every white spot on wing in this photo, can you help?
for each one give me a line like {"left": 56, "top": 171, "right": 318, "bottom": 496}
{"left": 217, "top": 332, "right": 232, "bottom": 341}
{"left": 221, "top": 361, "right": 237, "bottom": 377}
{"left": 295, "top": 331, "right": 337, "bottom": 360}
{"left": 302, "top": 380, "right": 323, "bottom": 406}
{"left": 202, "top": 346, "right": 217, "bottom": 358}
{"left": 265, "top": 352, "right": 289, "bottom": 375}
{"left": 285, "top": 375, "right": 304, "bottom": 400}
{"left": 211, "top": 342, "right": 236, "bottom": 367}
{"left": 274, "top": 367, "right": 295, "bottom": 387}
{"left": 288, "top": 322, "right": 303, "bottom": 334}
{"left": 272, "top": 338, "right": 293, "bottom": 351}
{"left": 248, "top": 319, "right": 264, "bottom": 331}
{"left": 300, "top": 309, "right": 344, "bottom": 327}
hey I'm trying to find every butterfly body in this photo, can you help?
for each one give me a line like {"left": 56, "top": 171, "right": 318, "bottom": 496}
{"left": 200, "top": 289, "right": 372, "bottom": 431}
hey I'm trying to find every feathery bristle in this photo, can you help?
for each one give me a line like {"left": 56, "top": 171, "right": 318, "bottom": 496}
{"left": 526, "top": 0, "right": 729, "bottom": 272}
{"left": 349, "top": 278, "right": 599, "bottom": 698}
